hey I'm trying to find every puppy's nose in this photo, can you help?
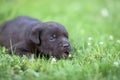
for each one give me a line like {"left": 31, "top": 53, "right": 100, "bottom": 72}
{"left": 63, "top": 43, "right": 70, "bottom": 48}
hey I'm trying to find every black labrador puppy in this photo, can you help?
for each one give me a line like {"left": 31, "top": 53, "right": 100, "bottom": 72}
{"left": 0, "top": 16, "right": 71, "bottom": 59}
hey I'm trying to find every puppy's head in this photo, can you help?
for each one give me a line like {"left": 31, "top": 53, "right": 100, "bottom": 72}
{"left": 30, "top": 22, "right": 71, "bottom": 59}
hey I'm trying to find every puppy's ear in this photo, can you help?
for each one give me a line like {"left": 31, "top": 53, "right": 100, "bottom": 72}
{"left": 30, "top": 24, "right": 43, "bottom": 44}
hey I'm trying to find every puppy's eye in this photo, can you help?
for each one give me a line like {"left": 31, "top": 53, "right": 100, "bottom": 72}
{"left": 49, "top": 34, "right": 56, "bottom": 41}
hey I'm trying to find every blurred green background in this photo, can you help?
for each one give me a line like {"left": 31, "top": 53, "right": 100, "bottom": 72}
{"left": 0, "top": 0, "right": 120, "bottom": 42}
{"left": 0, "top": 0, "right": 120, "bottom": 80}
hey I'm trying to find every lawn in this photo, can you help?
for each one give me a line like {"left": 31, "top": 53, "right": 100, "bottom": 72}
{"left": 0, "top": 0, "right": 120, "bottom": 80}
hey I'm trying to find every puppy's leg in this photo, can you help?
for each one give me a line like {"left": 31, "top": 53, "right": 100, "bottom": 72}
{"left": 8, "top": 42, "right": 31, "bottom": 57}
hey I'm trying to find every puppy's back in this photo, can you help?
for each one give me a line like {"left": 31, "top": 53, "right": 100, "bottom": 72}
{"left": 0, "top": 16, "right": 40, "bottom": 48}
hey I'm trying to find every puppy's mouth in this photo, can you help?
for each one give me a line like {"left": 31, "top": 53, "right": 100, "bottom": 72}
{"left": 64, "top": 51, "right": 69, "bottom": 55}
{"left": 62, "top": 50, "right": 70, "bottom": 58}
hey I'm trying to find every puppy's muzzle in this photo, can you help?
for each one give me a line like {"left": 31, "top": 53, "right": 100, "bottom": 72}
{"left": 62, "top": 43, "right": 71, "bottom": 58}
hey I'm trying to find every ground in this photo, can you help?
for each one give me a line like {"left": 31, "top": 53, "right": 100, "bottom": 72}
{"left": 0, "top": 0, "right": 120, "bottom": 80}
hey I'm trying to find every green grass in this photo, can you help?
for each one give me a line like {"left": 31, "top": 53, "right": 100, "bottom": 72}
{"left": 0, "top": 0, "right": 120, "bottom": 80}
